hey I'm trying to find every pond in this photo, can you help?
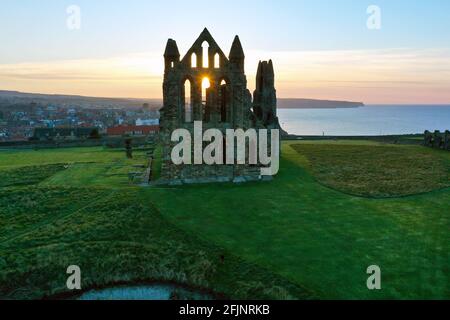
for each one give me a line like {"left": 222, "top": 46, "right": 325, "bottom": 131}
{"left": 76, "top": 284, "right": 213, "bottom": 300}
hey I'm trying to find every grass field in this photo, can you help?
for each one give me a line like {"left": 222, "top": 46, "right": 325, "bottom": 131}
{"left": 292, "top": 143, "right": 450, "bottom": 197}
{"left": 0, "top": 142, "right": 449, "bottom": 299}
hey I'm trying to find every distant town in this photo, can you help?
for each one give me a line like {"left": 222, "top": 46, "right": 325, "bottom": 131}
{"left": 0, "top": 90, "right": 365, "bottom": 143}
{"left": 0, "top": 90, "right": 162, "bottom": 142}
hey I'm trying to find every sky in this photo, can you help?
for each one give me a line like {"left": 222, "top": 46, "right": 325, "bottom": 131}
{"left": 1, "top": 0, "right": 450, "bottom": 104}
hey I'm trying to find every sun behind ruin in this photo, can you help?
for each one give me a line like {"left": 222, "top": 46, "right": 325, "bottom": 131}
{"left": 159, "top": 28, "right": 282, "bottom": 185}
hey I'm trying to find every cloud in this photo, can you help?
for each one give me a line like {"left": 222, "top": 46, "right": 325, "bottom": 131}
{"left": 0, "top": 53, "right": 164, "bottom": 98}
{"left": 1, "top": 48, "right": 450, "bottom": 103}
{"left": 245, "top": 48, "right": 450, "bottom": 103}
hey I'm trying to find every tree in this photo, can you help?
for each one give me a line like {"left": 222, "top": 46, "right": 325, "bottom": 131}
{"left": 125, "top": 138, "right": 133, "bottom": 159}
{"left": 89, "top": 128, "right": 101, "bottom": 139}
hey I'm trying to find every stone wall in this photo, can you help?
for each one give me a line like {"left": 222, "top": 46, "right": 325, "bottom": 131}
{"left": 423, "top": 130, "right": 450, "bottom": 151}
{"left": 159, "top": 29, "right": 280, "bottom": 185}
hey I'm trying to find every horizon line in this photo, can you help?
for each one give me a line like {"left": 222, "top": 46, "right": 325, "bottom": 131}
{"left": 2, "top": 89, "right": 450, "bottom": 106}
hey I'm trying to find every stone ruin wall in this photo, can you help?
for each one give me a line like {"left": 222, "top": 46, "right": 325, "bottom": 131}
{"left": 159, "top": 29, "right": 280, "bottom": 185}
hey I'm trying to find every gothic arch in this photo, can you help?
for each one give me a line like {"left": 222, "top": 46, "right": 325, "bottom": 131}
{"left": 214, "top": 53, "right": 220, "bottom": 68}
{"left": 191, "top": 52, "right": 197, "bottom": 68}
{"left": 201, "top": 41, "right": 209, "bottom": 68}
{"left": 181, "top": 76, "right": 196, "bottom": 123}
{"left": 217, "top": 77, "right": 231, "bottom": 123}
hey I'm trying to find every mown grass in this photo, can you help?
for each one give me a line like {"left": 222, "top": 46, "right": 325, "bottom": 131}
{"left": 291, "top": 144, "right": 450, "bottom": 197}
{"left": 151, "top": 145, "right": 163, "bottom": 182}
{"left": 0, "top": 147, "right": 150, "bottom": 188}
{"left": 145, "top": 141, "right": 450, "bottom": 299}
{"left": 0, "top": 142, "right": 449, "bottom": 300}
{"left": 0, "top": 147, "right": 121, "bottom": 169}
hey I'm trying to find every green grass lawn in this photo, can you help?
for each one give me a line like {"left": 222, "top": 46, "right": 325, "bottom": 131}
{"left": 0, "top": 147, "right": 123, "bottom": 169}
{"left": 151, "top": 144, "right": 163, "bottom": 181}
{"left": 0, "top": 187, "right": 306, "bottom": 300}
{"left": 0, "top": 142, "right": 449, "bottom": 299}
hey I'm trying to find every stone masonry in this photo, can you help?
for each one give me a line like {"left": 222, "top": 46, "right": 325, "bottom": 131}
{"left": 159, "top": 28, "right": 281, "bottom": 185}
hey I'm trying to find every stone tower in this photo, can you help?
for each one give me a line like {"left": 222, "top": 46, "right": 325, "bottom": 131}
{"left": 253, "top": 60, "right": 279, "bottom": 129}
{"left": 159, "top": 28, "right": 280, "bottom": 185}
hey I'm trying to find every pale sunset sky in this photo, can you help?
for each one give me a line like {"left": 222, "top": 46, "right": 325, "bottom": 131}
{"left": 1, "top": 0, "right": 450, "bottom": 104}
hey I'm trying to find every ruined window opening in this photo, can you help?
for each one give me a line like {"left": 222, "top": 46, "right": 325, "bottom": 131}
{"left": 171, "top": 61, "right": 174, "bottom": 68}
{"left": 202, "top": 77, "right": 210, "bottom": 104}
{"left": 223, "top": 137, "right": 227, "bottom": 165}
{"left": 202, "top": 41, "right": 209, "bottom": 68}
{"left": 191, "top": 53, "right": 197, "bottom": 68}
{"left": 214, "top": 53, "right": 220, "bottom": 68}
{"left": 202, "top": 77, "right": 211, "bottom": 122}
{"left": 184, "top": 79, "right": 193, "bottom": 123}
{"left": 219, "top": 79, "right": 228, "bottom": 122}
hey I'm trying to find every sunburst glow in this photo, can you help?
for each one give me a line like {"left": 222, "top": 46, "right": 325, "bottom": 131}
{"left": 202, "top": 77, "right": 210, "bottom": 102}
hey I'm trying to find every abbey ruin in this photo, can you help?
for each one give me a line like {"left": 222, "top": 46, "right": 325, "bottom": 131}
{"left": 159, "top": 28, "right": 281, "bottom": 185}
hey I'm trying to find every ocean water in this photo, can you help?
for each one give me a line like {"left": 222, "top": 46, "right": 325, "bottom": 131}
{"left": 278, "top": 105, "right": 450, "bottom": 136}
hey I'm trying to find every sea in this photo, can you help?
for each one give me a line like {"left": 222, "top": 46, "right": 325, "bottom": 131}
{"left": 277, "top": 105, "right": 450, "bottom": 136}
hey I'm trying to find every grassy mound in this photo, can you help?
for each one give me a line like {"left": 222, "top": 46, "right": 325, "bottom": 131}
{"left": 292, "top": 144, "right": 450, "bottom": 197}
